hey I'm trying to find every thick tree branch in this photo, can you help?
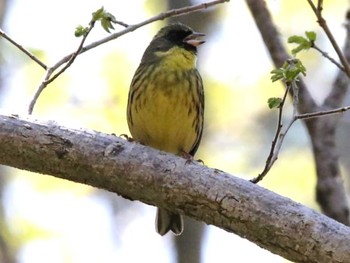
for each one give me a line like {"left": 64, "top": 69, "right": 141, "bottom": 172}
{"left": 0, "top": 113, "right": 350, "bottom": 262}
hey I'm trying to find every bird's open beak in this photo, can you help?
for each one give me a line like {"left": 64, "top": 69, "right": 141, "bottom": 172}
{"left": 183, "top": 32, "right": 205, "bottom": 47}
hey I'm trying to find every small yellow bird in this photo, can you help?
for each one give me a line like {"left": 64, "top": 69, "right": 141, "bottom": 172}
{"left": 127, "top": 23, "right": 205, "bottom": 236}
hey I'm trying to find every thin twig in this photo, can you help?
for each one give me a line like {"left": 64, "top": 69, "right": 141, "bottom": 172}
{"left": 307, "top": 0, "right": 317, "bottom": 13}
{"left": 251, "top": 69, "right": 304, "bottom": 184}
{"left": 291, "top": 81, "right": 299, "bottom": 115}
{"left": 306, "top": 0, "right": 350, "bottom": 76}
{"left": 27, "top": 0, "right": 230, "bottom": 114}
{"left": 312, "top": 43, "right": 345, "bottom": 71}
{"left": 28, "top": 22, "right": 95, "bottom": 114}
{"left": 317, "top": 0, "right": 323, "bottom": 13}
{"left": 114, "top": 20, "right": 129, "bottom": 28}
{"left": 251, "top": 87, "right": 350, "bottom": 183}
{"left": 296, "top": 105, "right": 350, "bottom": 120}
{"left": 250, "top": 84, "right": 292, "bottom": 183}
{"left": 47, "top": 24, "right": 94, "bottom": 85}
{"left": 0, "top": 28, "right": 47, "bottom": 70}
{"left": 62, "top": 0, "right": 230, "bottom": 58}
{"left": 271, "top": 81, "right": 300, "bottom": 161}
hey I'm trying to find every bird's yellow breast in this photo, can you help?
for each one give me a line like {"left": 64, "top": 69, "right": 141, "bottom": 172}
{"left": 128, "top": 47, "right": 199, "bottom": 155}
{"left": 155, "top": 46, "right": 197, "bottom": 71}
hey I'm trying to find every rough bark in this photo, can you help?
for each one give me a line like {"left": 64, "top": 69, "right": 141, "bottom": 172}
{"left": 0, "top": 113, "right": 349, "bottom": 263}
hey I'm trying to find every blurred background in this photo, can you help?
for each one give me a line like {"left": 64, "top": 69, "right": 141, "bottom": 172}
{"left": 0, "top": 0, "right": 349, "bottom": 262}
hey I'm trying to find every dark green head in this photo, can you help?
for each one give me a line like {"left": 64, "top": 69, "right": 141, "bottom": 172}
{"left": 141, "top": 23, "right": 205, "bottom": 63}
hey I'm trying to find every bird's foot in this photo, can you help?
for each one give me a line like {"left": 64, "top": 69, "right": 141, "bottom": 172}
{"left": 119, "top": 134, "right": 134, "bottom": 142}
{"left": 179, "top": 151, "right": 204, "bottom": 165}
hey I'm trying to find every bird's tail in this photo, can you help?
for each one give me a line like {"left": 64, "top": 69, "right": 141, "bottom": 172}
{"left": 156, "top": 208, "right": 184, "bottom": 236}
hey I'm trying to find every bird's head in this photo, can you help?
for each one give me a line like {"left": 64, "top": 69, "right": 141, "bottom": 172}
{"left": 141, "top": 23, "right": 205, "bottom": 64}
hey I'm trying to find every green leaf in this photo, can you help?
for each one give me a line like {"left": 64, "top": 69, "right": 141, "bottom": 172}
{"left": 288, "top": 32, "right": 317, "bottom": 55}
{"left": 74, "top": 25, "right": 89, "bottom": 37}
{"left": 291, "top": 44, "right": 308, "bottom": 55}
{"left": 92, "top": 6, "right": 105, "bottom": 22}
{"left": 291, "top": 42, "right": 312, "bottom": 55}
{"left": 305, "top": 31, "right": 316, "bottom": 42}
{"left": 267, "top": 97, "right": 282, "bottom": 109}
{"left": 270, "top": 68, "right": 284, "bottom": 82}
{"left": 90, "top": 7, "right": 116, "bottom": 33}
{"left": 101, "top": 12, "right": 116, "bottom": 33}
{"left": 270, "top": 58, "right": 307, "bottom": 83}
{"left": 105, "top": 12, "right": 117, "bottom": 24}
{"left": 284, "top": 58, "right": 307, "bottom": 82}
{"left": 288, "top": 35, "right": 308, "bottom": 45}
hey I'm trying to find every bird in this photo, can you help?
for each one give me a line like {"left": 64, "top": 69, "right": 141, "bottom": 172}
{"left": 127, "top": 22, "right": 205, "bottom": 236}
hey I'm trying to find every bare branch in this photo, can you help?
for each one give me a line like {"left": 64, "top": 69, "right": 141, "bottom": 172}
{"left": 80, "top": 0, "right": 230, "bottom": 53}
{"left": 312, "top": 43, "right": 345, "bottom": 71}
{"left": 252, "top": 78, "right": 350, "bottom": 184}
{"left": 46, "top": 25, "right": 94, "bottom": 85}
{"left": 306, "top": 0, "right": 350, "bottom": 76}
{"left": 251, "top": 84, "right": 291, "bottom": 183}
{"left": 296, "top": 106, "right": 350, "bottom": 120}
{"left": 325, "top": 15, "right": 350, "bottom": 108}
{"left": 251, "top": 76, "right": 302, "bottom": 184}
{"left": 317, "top": 0, "right": 324, "bottom": 12}
{"left": 27, "top": 0, "right": 230, "bottom": 114}
{"left": 27, "top": 22, "right": 95, "bottom": 114}
{"left": 113, "top": 20, "right": 129, "bottom": 28}
{"left": 0, "top": 28, "right": 47, "bottom": 70}
{"left": 307, "top": 0, "right": 317, "bottom": 13}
